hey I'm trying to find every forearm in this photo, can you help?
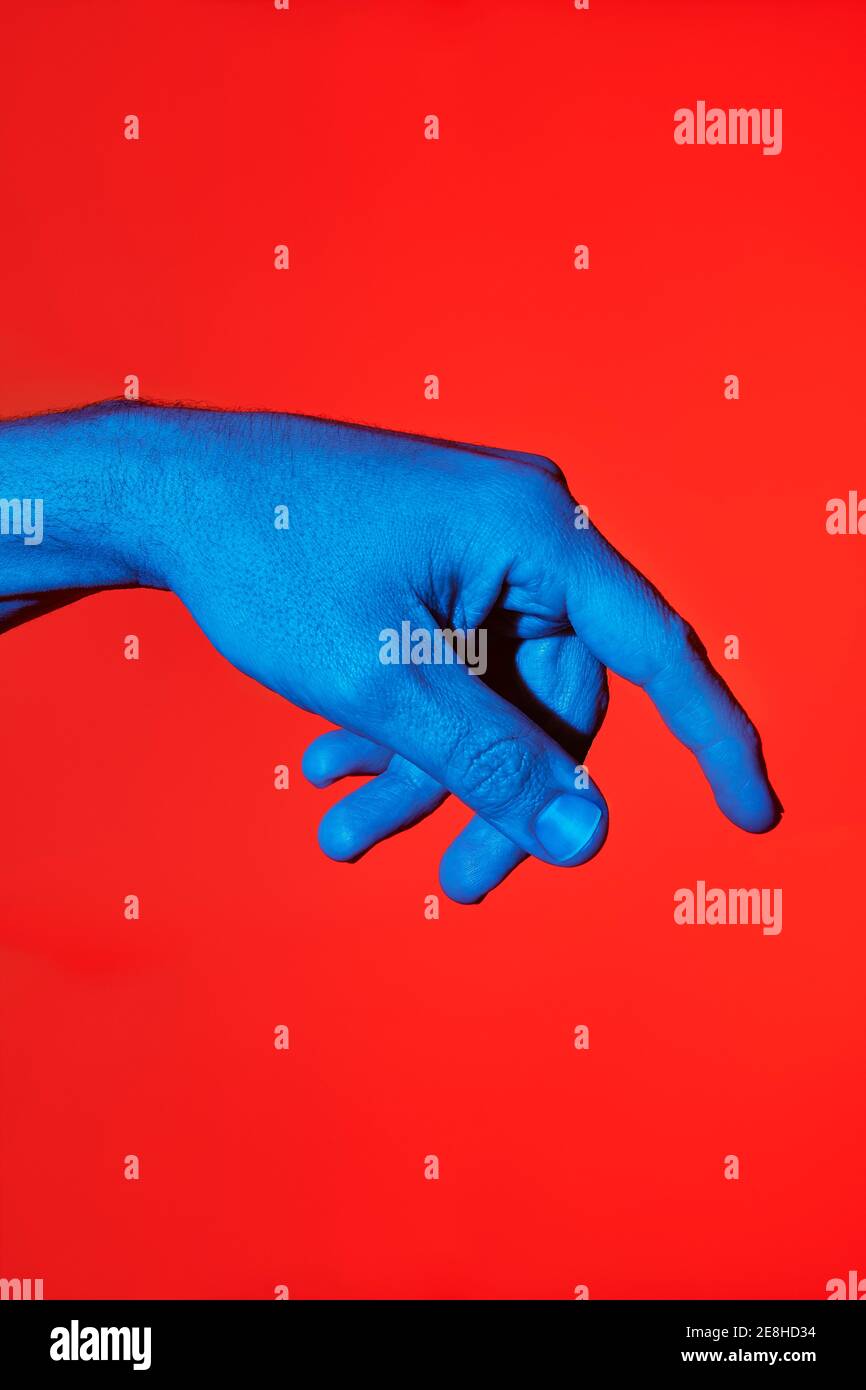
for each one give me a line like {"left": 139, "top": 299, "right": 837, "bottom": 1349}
{"left": 0, "top": 402, "right": 150, "bottom": 607}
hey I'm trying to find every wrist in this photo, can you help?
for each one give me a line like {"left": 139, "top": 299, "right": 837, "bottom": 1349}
{"left": 0, "top": 401, "right": 184, "bottom": 599}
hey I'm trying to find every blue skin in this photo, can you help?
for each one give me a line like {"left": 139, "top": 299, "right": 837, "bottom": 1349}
{"left": 0, "top": 403, "right": 781, "bottom": 901}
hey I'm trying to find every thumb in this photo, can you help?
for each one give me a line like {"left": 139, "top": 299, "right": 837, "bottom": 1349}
{"left": 356, "top": 659, "right": 609, "bottom": 868}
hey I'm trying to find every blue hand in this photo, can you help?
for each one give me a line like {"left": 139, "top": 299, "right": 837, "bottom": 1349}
{"left": 1, "top": 404, "right": 782, "bottom": 904}
{"left": 303, "top": 631, "right": 608, "bottom": 902}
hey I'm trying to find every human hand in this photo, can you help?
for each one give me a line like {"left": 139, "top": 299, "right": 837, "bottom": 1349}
{"left": 154, "top": 409, "right": 780, "bottom": 899}
{"left": 0, "top": 403, "right": 781, "bottom": 903}
{"left": 302, "top": 629, "right": 608, "bottom": 903}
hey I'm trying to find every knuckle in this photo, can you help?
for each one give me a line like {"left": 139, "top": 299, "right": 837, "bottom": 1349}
{"left": 526, "top": 469, "right": 576, "bottom": 532}
{"left": 527, "top": 453, "right": 566, "bottom": 485}
{"left": 740, "top": 718, "right": 762, "bottom": 755}
{"left": 664, "top": 612, "right": 698, "bottom": 661}
{"left": 493, "top": 467, "right": 573, "bottom": 550}
{"left": 594, "top": 669, "right": 611, "bottom": 723}
{"left": 451, "top": 733, "right": 536, "bottom": 814}
{"left": 523, "top": 460, "right": 567, "bottom": 500}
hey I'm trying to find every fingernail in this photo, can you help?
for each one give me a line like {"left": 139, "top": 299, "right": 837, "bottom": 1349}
{"left": 535, "top": 795, "right": 602, "bottom": 863}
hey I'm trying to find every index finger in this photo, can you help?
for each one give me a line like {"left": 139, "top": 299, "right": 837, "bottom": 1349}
{"left": 563, "top": 524, "right": 782, "bottom": 833}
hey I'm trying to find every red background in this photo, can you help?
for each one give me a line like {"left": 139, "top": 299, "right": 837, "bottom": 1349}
{"left": 1, "top": 0, "right": 864, "bottom": 1299}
